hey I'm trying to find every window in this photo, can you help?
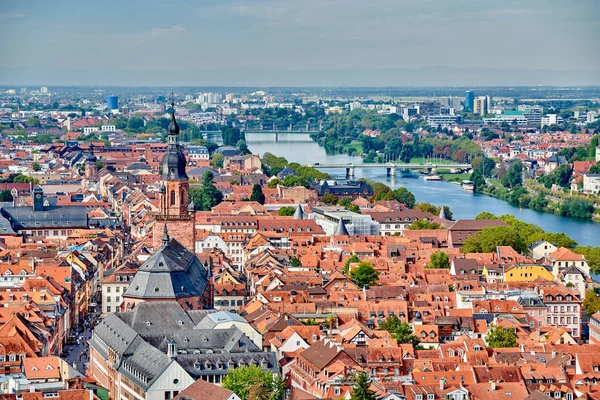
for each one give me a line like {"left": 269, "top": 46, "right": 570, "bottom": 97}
{"left": 9, "top": 354, "right": 16, "bottom": 362}
{"left": 107, "top": 287, "right": 111, "bottom": 293}
{"left": 170, "top": 191, "right": 176, "bottom": 205}
{"left": 106, "top": 296, "right": 111, "bottom": 303}
{"left": 334, "top": 388, "right": 341, "bottom": 396}
{"left": 107, "top": 306, "right": 111, "bottom": 312}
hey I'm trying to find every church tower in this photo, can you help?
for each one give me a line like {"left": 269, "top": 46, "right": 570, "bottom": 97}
{"left": 85, "top": 143, "right": 98, "bottom": 180}
{"left": 153, "top": 102, "right": 196, "bottom": 250}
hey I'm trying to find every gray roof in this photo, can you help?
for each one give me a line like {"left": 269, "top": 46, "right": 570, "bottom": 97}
{"left": 1, "top": 205, "right": 88, "bottom": 230}
{"left": 123, "top": 238, "right": 209, "bottom": 300}
{"left": 89, "top": 302, "right": 277, "bottom": 389}
{"left": 334, "top": 218, "right": 349, "bottom": 235}
{"left": 293, "top": 204, "right": 304, "bottom": 220}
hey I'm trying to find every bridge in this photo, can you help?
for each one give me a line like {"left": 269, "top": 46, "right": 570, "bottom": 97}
{"left": 242, "top": 122, "right": 322, "bottom": 140}
{"left": 310, "top": 162, "right": 472, "bottom": 178}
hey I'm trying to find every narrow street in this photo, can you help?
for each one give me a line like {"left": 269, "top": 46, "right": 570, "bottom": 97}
{"left": 61, "top": 313, "right": 100, "bottom": 375}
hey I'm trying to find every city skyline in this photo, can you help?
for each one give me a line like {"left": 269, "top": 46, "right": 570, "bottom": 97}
{"left": 1, "top": 0, "right": 599, "bottom": 86}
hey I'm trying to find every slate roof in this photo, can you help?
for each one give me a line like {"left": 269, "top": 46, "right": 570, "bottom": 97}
{"left": 1, "top": 205, "right": 88, "bottom": 230}
{"left": 123, "top": 238, "right": 209, "bottom": 300}
{"left": 89, "top": 302, "right": 277, "bottom": 390}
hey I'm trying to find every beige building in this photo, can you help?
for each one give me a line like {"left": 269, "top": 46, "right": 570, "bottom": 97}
{"left": 473, "top": 96, "right": 488, "bottom": 116}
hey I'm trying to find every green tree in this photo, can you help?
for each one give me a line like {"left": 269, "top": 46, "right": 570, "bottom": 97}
{"left": 554, "top": 164, "right": 573, "bottom": 188}
{"left": 583, "top": 289, "right": 600, "bottom": 317}
{"left": 321, "top": 193, "right": 339, "bottom": 205}
{"left": 379, "top": 316, "right": 420, "bottom": 346}
{"left": 393, "top": 187, "right": 416, "bottom": 208}
{"left": 267, "top": 178, "right": 281, "bottom": 188}
{"left": 250, "top": 184, "right": 265, "bottom": 204}
{"left": 501, "top": 161, "right": 523, "bottom": 188}
{"left": 461, "top": 226, "right": 527, "bottom": 253}
{"left": 25, "top": 117, "right": 41, "bottom": 127}
{"left": 350, "top": 372, "right": 377, "bottom": 400}
{"left": 198, "top": 171, "right": 223, "bottom": 211}
{"left": 343, "top": 254, "right": 360, "bottom": 274}
{"left": 210, "top": 153, "right": 224, "bottom": 169}
{"left": 222, "top": 365, "right": 285, "bottom": 400}
{"left": 485, "top": 324, "right": 518, "bottom": 348}
{"left": 575, "top": 246, "right": 600, "bottom": 274}
{"left": 427, "top": 251, "right": 449, "bottom": 269}
{"left": 278, "top": 206, "right": 295, "bottom": 216}
{"left": 0, "top": 190, "right": 13, "bottom": 202}
{"left": 289, "top": 257, "right": 302, "bottom": 267}
{"left": 350, "top": 261, "right": 379, "bottom": 287}
{"left": 32, "top": 163, "right": 41, "bottom": 171}
{"left": 339, "top": 196, "right": 353, "bottom": 207}
{"left": 407, "top": 220, "right": 442, "bottom": 230}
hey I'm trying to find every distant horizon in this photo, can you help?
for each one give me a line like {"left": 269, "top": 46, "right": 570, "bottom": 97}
{"left": 1, "top": 0, "right": 599, "bottom": 87}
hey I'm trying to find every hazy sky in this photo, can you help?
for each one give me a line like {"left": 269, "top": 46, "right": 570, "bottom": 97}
{"left": 1, "top": 0, "right": 599, "bottom": 86}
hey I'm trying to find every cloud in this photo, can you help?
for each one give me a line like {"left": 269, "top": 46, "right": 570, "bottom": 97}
{"left": 0, "top": 12, "right": 25, "bottom": 20}
{"left": 149, "top": 25, "right": 184, "bottom": 36}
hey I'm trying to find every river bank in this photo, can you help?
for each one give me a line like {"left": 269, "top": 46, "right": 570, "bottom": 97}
{"left": 245, "top": 132, "right": 600, "bottom": 246}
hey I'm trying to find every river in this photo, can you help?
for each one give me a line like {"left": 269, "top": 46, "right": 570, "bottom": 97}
{"left": 245, "top": 133, "right": 600, "bottom": 246}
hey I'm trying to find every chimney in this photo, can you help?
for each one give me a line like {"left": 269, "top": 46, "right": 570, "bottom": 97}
{"left": 440, "top": 377, "right": 446, "bottom": 391}
{"left": 552, "top": 350, "right": 557, "bottom": 358}
{"left": 520, "top": 343, "right": 525, "bottom": 352}
{"left": 490, "top": 379, "right": 496, "bottom": 392}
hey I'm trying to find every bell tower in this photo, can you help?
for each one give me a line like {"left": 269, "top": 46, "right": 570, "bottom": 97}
{"left": 154, "top": 101, "right": 196, "bottom": 251}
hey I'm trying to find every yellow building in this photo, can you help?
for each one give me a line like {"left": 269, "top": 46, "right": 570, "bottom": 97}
{"left": 505, "top": 264, "right": 554, "bottom": 282}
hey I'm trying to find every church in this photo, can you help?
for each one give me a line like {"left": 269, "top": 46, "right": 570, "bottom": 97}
{"left": 152, "top": 103, "right": 196, "bottom": 250}
{"left": 120, "top": 104, "right": 213, "bottom": 311}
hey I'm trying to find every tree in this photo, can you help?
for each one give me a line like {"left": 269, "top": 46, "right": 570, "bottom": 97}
{"left": 427, "top": 251, "right": 449, "bottom": 269}
{"left": 378, "top": 316, "right": 420, "bottom": 346}
{"left": 0, "top": 190, "right": 13, "bottom": 202}
{"left": 321, "top": 193, "right": 339, "bottom": 205}
{"left": 278, "top": 206, "right": 295, "bottom": 216}
{"left": 350, "top": 261, "right": 379, "bottom": 287}
{"left": 575, "top": 246, "right": 600, "bottom": 274}
{"left": 485, "top": 324, "right": 518, "bottom": 348}
{"left": 198, "top": 171, "right": 223, "bottom": 211}
{"left": 32, "top": 163, "right": 41, "bottom": 172}
{"left": 461, "top": 226, "right": 527, "bottom": 254}
{"left": 583, "top": 289, "right": 600, "bottom": 317}
{"left": 501, "top": 161, "right": 523, "bottom": 189}
{"left": 289, "top": 257, "right": 302, "bottom": 267}
{"left": 267, "top": 178, "right": 280, "bottom": 188}
{"left": 350, "top": 372, "right": 377, "bottom": 400}
{"left": 25, "top": 117, "right": 41, "bottom": 127}
{"left": 222, "top": 365, "right": 285, "bottom": 400}
{"left": 407, "top": 220, "right": 442, "bottom": 230}
{"left": 222, "top": 126, "right": 243, "bottom": 146}
{"left": 250, "top": 184, "right": 265, "bottom": 204}
{"left": 554, "top": 164, "right": 573, "bottom": 188}
{"left": 210, "top": 153, "right": 224, "bottom": 168}
{"left": 339, "top": 196, "right": 353, "bottom": 207}
{"left": 393, "top": 187, "right": 416, "bottom": 208}
{"left": 343, "top": 254, "right": 360, "bottom": 274}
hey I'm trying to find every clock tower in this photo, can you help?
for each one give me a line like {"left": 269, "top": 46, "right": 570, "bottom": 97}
{"left": 153, "top": 103, "right": 196, "bottom": 251}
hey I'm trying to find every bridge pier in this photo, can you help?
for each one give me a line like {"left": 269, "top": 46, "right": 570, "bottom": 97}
{"left": 274, "top": 132, "right": 278, "bottom": 142}
{"left": 345, "top": 167, "right": 355, "bottom": 178}
{"left": 387, "top": 167, "right": 396, "bottom": 176}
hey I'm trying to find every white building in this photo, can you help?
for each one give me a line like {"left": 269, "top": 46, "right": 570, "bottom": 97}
{"left": 101, "top": 125, "right": 116, "bottom": 132}
{"left": 582, "top": 173, "right": 600, "bottom": 194}
{"left": 541, "top": 114, "right": 563, "bottom": 127}
{"left": 188, "top": 145, "right": 209, "bottom": 161}
{"left": 83, "top": 127, "right": 100, "bottom": 134}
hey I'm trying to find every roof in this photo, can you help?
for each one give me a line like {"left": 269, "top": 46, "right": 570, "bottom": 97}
{"left": 173, "top": 379, "right": 237, "bottom": 400}
{"left": 2, "top": 205, "right": 88, "bottom": 230}
{"left": 123, "top": 238, "right": 209, "bottom": 300}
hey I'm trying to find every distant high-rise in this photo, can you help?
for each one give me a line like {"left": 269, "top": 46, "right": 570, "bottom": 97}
{"left": 20, "top": 87, "right": 26, "bottom": 94}
{"left": 40, "top": 86, "right": 48, "bottom": 94}
{"left": 106, "top": 95, "right": 119, "bottom": 110}
{"left": 465, "top": 91, "right": 474, "bottom": 112}
{"left": 473, "top": 96, "right": 488, "bottom": 116}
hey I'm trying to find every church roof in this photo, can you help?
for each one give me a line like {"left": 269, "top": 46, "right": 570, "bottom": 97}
{"left": 124, "top": 238, "right": 209, "bottom": 300}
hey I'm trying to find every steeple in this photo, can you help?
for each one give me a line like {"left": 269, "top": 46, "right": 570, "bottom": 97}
{"left": 334, "top": 218, "right": 349, "bottom": 235}
{"left": 162, "top": 224, "right": 170, "bottom": 246}
{"left": 159, "top": 100, "right": 188, "bottom": 181}
{"left": 293, "top": 204, "right": 305, "bottom": 220}
{"left": 439, "top": 206, "right": 447, "bottom": 220}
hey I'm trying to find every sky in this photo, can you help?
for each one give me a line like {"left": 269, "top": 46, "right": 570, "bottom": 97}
{"left": 0, "top": 0, "right": 599, "bottom": 86}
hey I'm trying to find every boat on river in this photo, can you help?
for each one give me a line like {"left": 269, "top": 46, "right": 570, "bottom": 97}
{"left": 422, "top": 174, "right": 441, "bottom": 181}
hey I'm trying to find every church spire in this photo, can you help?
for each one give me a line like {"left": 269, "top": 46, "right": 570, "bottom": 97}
{"left": 162, "top": 224, "right": 170, "bottom": 246}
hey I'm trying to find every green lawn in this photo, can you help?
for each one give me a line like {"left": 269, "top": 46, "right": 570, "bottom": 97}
{"left": 408, "top": 157, "right": 457, "bottom": 165}
{"left": 439, "top": 172, "right": 471, "bottom": 182}
{"left": 343, "top": 141, "right": 363, "bottom": 154}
